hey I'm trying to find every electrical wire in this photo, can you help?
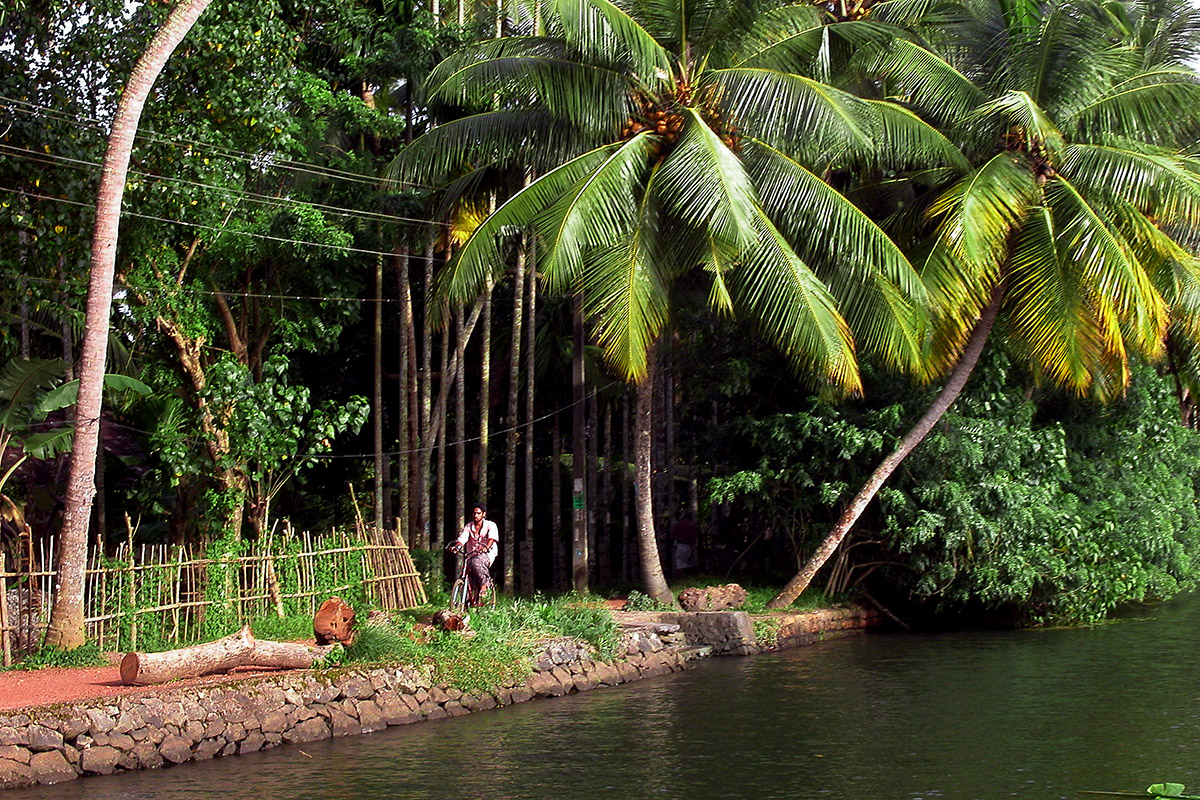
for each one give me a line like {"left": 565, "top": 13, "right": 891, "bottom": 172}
{"left": 0, "top": 141, "right": 447, "bottom": 229}
{"left": 0, "top": 94, "right": 437, "bottom": 191}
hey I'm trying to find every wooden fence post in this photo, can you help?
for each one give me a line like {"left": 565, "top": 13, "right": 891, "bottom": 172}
{"left": 1, "top": 552, "right": 11, "bottom": 667}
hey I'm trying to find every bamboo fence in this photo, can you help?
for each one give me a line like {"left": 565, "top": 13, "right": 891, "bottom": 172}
{"left": 0, "top": 525, "right": 425, "bottom": 665}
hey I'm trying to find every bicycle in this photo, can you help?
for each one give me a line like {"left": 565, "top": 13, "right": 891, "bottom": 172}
{"left": 448, "top": 546, "right": 496, "bottom": 612}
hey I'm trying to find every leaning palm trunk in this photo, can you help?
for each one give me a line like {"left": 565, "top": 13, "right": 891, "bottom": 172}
{"left": 46, "top": 0, "right": 214, "bottom": 650}
{"left": 634, "top": 342, "right": 676, "bottom": 607}
{"left": 766, "top": 288, "right": 1004, "bottom": 609}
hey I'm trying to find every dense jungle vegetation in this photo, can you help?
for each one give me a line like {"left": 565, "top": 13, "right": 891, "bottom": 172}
{"left": 3, "top": 0, "right": 1200, "bottom": 633}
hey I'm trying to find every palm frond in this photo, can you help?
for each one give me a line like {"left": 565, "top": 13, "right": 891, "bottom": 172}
{"left": 705, "top": 67, "right": 878, "bottom": 163}
{"left": 927, "top": 151, "right": 1040, "bottom": 273}
{"left": 731, "top": 209, "right": 861, "bottom": 393}
{"left": 576, "top": 165, "right": 671, "bottom": 381}
{"left": 852, "top": 38, "right": 985, "bottom": 130}
{"left": 1047, "top": 176, "right": 1167, "bottom": 357}
{"left": 865, "top": 99, "right": 972, "bottom": 172}
{"left": 742, "top": 137, "right": 926, "bottom": 371}
{"left": 549, "top": 0, "right": 674, "bottom": 88}
{"left": 1003, "top": 204, "right": 1106, "bottom": 391}
{"left": 438, "top": 144, "right": 624, "bottom": 303}
{"left": 974, "top": 90, "right": 1066, "bottom": 161}
{"left": 655, "top": 108, "right": 759, "bottom": 253}
{"left": 428, "top": 53, "right": 633, "bottom": 134}
{"left": 384, "top": 110, "right": 600, "bottom": 187}
{"left": 535, "top": 133, "right": 660, "bottom": 292}
{"left": 1062, "top": 143, "right": 1200, "bottom": 230}
{"left": 734, "top": 19, "right": 901, "bottom": 80}
{"left": 1067, "top": 70, "right": 1200, "bottom": 149}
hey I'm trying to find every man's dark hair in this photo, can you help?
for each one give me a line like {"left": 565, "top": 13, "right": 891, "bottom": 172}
{"left": 473, "top": 502, "right": 487, "bottom": 514}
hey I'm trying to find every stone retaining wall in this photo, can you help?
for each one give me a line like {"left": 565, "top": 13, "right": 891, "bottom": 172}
{"left": 0, "top": 604, "right": 878, "bottom": 790}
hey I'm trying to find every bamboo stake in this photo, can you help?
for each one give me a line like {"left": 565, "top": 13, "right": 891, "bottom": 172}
{"left": 1, "top": 552, "right": 11, "bottom": 667}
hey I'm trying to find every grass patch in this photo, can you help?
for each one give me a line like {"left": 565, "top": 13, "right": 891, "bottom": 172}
{"left": 345, "top": 595, "right": 622, "bottom": 693}
{"left": 3, "top": 643, "right": 108, "bottom": 671}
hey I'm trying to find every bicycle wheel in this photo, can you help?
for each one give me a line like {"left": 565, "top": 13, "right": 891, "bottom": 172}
{"left": 449, "top": 578, "right": 469, "bottom": 611}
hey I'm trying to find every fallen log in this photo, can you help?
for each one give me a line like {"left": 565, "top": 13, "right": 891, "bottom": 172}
{"left": 120, "top": 625, "right": 338, "bottom": 686}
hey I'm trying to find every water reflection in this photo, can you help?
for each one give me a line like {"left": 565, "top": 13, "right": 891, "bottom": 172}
{"left": 13, "top": 595, "right": 1200, "bottom": 800}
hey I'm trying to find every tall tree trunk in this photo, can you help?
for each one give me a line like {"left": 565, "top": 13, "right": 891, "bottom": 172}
{"left": 397, "top": 248, "right": 415, "bottom": 545}
{"left": 766, "top": 288, "right": 1004, "bottom": 609}
{"left": 571, "top": 295, "right": 588, "bottom": 592}
{"left": 621, "top": 393, "right": 633, "bottom": 582}
{"left": 46, "top": 0, "right": 213, "bottom": 650}
{"left": 586, "top": 387, "right": 598, "bottom": 585}
{"left": 503, "top": 246, "right": 526, "bottom": 593}
{"left": 454, "top": 307, "right": 467, "bottom": 523}
{"left": 479, "top": 296, "right": 492, "bottom": 504}
{"left": 373, "top": 254, "right": 385, "bottom": 532}
{"left": 418, "top": 245, "right": 435, "bottom": 548}
{"left": 600, "top": 399, "right": 612, "bottom": 585}
{"left": 435, "top": 313, "right": 449, "bottom": 549}
{"left": 551, "top": 412, "right": 564, "bottom": 590}
{"left": 522, "top": 250, "right": 537, "bottom": 593}
{"left": 634, "top": 342, "right": 675, "bottom": 606}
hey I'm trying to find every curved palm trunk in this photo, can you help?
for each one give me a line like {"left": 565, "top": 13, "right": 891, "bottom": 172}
{"left": 634, "top": 341, "right": 675, "bottom": 606}
{"left": 766, "top": 287, "right": 1004, "bottom": 609}
{"left": 46, "top": 0, "right": 213, "bottom": 650}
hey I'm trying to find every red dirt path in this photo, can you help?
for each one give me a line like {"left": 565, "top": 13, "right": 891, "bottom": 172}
{"left": 0, "top": 662, "right": 306, "bottom": 713}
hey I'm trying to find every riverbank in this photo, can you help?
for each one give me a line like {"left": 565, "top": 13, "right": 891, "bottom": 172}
{"left": 0, "top": 605, "right": 880, "bottom": 789}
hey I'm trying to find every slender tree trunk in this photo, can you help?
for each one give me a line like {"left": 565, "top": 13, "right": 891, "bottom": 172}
{"left": 571, "top": 296, "right": 588, "bottom": 592}
{"left": 551, "top": 412, "right": 564, "bottom": 590}
{"left": 634, "top": 342, "right": 675, "bottom": 606}
{"left": 766, "top": 288, "right": 1004, "bottom": 609}
{"left": 479, "top": 296, "right": 492, "bottom": 504}
{"left": 435, "top": 313, "right": 450, "bottom": 549}
{"left": 46, "top": 0, "right": 213, "bottom": 650}
{"left": 503, "top": 246, "right": 526, "bottom": 593}
{"left": 600, "top": 399, "right": 612, "bottom": 585}
{"left": 454, "top": 306, "right": 467, "bottom": 534}
{"left": 586, "top": 387, "right": 598, "bottom": 586}
{"left": 621, "top": 393, "right": 633, "bottom": 582}
{"left": 522, "top": 250, "right": 537, "bottom": 593}
{"left": 397, "top": 248, "right": 414, "bottom": 545}
{"left": 373, "top": 254, "right": 385, "bottom": 532}
{"left": 418, "top": 245, "right": 435, "bottom": 548}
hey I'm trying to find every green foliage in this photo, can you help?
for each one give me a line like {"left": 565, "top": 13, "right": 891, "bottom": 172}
{"left": 349, "top": 598, "right": 622, "bottom": 693}
{"left": 623, "top": 590, "right": 674, "bottom": 611}
{"left": 752, "top": 617, "right": 781, "bottom": 647}
{"left": 1147, "top": 784, "right": 1200, "bottom": 799}
{"left": 878, "top": 357, "right": 1200, "bottom": 624}
{"left": 5, "top": 643, "right": 106, "bottom": 672}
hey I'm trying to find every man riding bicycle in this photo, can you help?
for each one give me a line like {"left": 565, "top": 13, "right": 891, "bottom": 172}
{"left": 447, "top": 503, "right": 499, "bottom": 607}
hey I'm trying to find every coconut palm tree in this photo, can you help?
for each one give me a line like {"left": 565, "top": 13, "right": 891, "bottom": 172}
{"left": 389, "top": 0, "right": 961, "bottom": 602}
{"left": 768, "top": 0, "right": 1200, "bottom": 607}
{"left": 45, "top": 0, "right": 215, "bottom": 650}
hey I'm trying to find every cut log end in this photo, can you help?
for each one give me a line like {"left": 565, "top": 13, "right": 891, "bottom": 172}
{"left": 120, "top": 651, "right": 141, "bottom": 686}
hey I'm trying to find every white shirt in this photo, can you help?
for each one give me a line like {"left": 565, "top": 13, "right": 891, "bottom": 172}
{"left": 456, "top": 518, "right": 500, "bottom": 566}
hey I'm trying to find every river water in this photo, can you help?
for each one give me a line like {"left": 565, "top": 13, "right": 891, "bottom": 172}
{"left": 16, "top": 594, "right": 1200, "bottom": 800}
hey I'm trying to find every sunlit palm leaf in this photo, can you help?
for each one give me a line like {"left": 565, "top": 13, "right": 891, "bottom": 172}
{"left": 384, "top": 110, "right": 599, "bottom": 186}
{"left": 706, "top": 67, "right": 878, "bottom": 162}
{"left": 1068, "top": 71, "right": 1200, "bottom": 149}
{"left": 1003, "top": 205, "right": 1104, "bottom": 390}
{"left": 655, "top": 108, "right": 759, "bottom": 252}
{"left": 733, "top": 209, "right": 861, "bottom": 393}
{"left": 535, "top": 133, "right": 660, "bottom": 292}
{"left": 742, "top": 136, "right": 926, "bottom": 371}
{"left": 439, "top": 144, "right": 623, "bottom": 303}
{"left": 550, "top": 0, "right": 673, "bottom": 87}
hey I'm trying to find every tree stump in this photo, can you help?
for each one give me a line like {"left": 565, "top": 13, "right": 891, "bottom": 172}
{"left": 120, "top": 626, "right": 338, "bottom": 685}
{"left": 314, "top": 596, "right": 357, "bottom": 645}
